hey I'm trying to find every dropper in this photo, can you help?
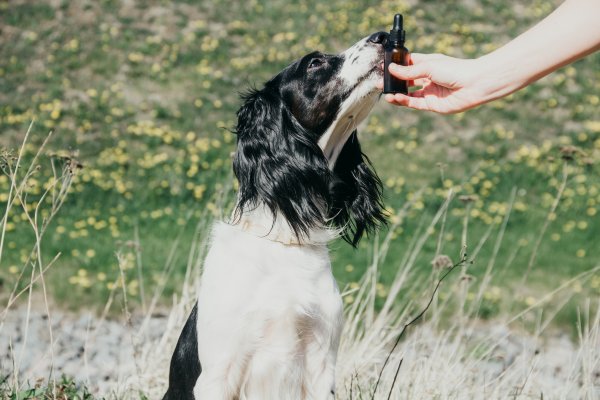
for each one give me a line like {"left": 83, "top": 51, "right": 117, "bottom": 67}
{"left": 388, "top": 14, "right": 406, "bottom": 45}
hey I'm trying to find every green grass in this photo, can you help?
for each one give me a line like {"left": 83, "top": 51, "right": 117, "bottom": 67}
{"left": 0, "top": 375, "right": 96, "bottom": 400}
{"left": 1, "top": 0, "right": 599, "bottom": 325}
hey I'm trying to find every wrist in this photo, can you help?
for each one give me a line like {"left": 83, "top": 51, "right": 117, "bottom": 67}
{"left": 471, "top": 54, "right": 523, "bottom": 105}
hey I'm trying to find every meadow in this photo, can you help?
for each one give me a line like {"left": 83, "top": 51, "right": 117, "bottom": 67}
{"left": 0, "top": 0, "right": 599, "bottom": 398}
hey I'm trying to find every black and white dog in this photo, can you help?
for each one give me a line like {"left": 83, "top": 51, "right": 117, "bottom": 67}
{"left": 163, "top": 31, "right": 389, "bottom": 400}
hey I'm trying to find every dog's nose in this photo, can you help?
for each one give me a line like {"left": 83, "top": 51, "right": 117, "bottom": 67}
{"left": 367, "top": 31, "right": 388, "bottom": 45}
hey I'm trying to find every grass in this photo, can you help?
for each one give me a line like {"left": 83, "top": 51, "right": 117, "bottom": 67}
{"left": 1, "top": 0, "right": 599, "bottom": 321}
{"left": 1, "top": 142, "right": 598, "bottom": 398}
{"left": 0, "top": 0, "right": 599, "bottom": 396}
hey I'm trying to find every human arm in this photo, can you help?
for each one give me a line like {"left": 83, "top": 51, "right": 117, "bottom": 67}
{"left": 381, "top": 0, "right": 600, "bottom": 114}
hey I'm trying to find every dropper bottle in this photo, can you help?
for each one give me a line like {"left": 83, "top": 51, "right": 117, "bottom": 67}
{"left": 383, "top": 14, "right": 410, "bottom": 94}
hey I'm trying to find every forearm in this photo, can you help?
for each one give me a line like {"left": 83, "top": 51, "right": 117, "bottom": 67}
{"left": 475, "top": 0, "right": 600, "bottom": 103}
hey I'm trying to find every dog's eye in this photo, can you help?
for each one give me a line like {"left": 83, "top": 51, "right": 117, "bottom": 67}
{"left": 308, "top": 58, "right": 324, "bottom": 70}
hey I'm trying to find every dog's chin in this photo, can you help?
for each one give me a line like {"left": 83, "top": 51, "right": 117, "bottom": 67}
{"left": 350, "top": 66, "right": 383, "bottom": 100}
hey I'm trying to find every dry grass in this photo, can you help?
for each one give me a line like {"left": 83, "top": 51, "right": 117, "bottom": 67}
{"left": 1, "top": 129, "right": 599, "bottom": 399}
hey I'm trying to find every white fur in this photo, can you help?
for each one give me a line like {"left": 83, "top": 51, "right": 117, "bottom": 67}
{"left": 194, "top": 220, "right": 342, "bottom": 400}
{"left": 193, "top": 37, "right": 381, "bottom": 400}
{"left": 318, "top": 37, "right": 382, "bottom": 168}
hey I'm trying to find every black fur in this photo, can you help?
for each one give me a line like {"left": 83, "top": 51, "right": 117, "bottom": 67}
{"left": 330, "top": 131, "right": 385, "bottom": 246}
{"left": 162, "top": 303, "right": 201, "bottom": 400}
{"left": 233, "top": 88, "right": 332, "bottom": 240}
{"left": 232, "top": 51, "right": 386, "bottom": 246}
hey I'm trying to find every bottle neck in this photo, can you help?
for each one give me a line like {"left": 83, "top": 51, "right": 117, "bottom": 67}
{"left": 388, "top": 37, "right": 405, "bottom": 48}
{"left": 388, "top": 30, "right": 405, "bottom": 47}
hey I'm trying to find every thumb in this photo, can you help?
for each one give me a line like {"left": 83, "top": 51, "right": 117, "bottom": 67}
{"left": 388, "top": 63, "right": 431, "bottom": 81}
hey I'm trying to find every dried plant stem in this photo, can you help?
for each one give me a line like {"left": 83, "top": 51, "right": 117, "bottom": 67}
{"left": 371, "top": 251, "right": 469, "bottom": 399}
{"left": 0, "top": 121, "right": 33, "bottom": 266}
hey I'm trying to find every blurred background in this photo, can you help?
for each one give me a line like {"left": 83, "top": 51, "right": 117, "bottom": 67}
{"left": 1, "top": 0, "right": 599, "bottom": 351}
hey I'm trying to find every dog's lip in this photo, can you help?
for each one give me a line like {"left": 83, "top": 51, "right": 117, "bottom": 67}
{"left": 370, "top": 62, "right": 384, "bottom": 75}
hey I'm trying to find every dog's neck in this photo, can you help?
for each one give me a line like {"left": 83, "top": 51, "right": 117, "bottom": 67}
{"left": 318, "top": 86, "right": 379, "bottom": 168}
{"left": 231, "top": 204, "right": 336, "bottom": 246}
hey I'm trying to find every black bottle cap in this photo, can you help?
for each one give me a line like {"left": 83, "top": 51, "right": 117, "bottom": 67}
{"left": 389, "top": 13, "right": 405, "bottom": 44}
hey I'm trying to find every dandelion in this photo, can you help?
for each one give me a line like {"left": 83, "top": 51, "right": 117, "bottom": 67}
{"left": 525, "top": 296, "right": 536, "bottom": 306}
{"left": 376, "top": 283, "right": 388, "bottom": 298}
{"left": 128, "top": 52, "right": 144, "bottom": 63}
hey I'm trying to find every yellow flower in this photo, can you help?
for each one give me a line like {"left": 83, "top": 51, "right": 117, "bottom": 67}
{"left": 525, "top": 296, "right": 536, "bottom": 306}
{"left": 128, "top": 52, "right": 144, "bottom": 63}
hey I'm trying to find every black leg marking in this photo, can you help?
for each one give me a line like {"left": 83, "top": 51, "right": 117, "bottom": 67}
{"left": 162, "top": 302, "right": 202, "bottom": 400}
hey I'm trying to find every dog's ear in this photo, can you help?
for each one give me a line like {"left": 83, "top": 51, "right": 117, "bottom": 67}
{"left": 233, "top": 88, "right": 331, "bottom": 239}
{"left": 329, "top": 131, "right": 386, "bottom": 247}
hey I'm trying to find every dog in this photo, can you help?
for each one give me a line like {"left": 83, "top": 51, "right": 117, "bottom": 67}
{"left": 163, "top": 31, "right": 389, "bottom": 400}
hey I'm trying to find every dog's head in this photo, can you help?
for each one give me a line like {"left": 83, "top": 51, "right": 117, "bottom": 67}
{"left": 233, "top": 32, "right": 389, "bottom": 246}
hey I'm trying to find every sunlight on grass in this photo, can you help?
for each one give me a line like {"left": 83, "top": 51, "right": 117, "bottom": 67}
{"left": 0, "top": 0, "right": 599, "bottom": 397}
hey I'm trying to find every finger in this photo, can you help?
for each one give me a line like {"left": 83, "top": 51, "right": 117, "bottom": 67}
{"left": 408, "top": 58, "right": 415, "bottom": 87}
{"left": 413, "top": 77, "right": 429, "bottom": 87}
{"left": 409, "top": 53, "right": 445, "bottom": 64}
{"left": 384, "top": 93, "right": 435, "bottom": 112}
{"left": 388, "top": 63, "right": 430, "bottom": 81}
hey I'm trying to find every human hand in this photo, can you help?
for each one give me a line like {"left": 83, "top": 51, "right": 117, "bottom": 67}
{"left": 377, "top": 53, "right": 494, "bottom": 114}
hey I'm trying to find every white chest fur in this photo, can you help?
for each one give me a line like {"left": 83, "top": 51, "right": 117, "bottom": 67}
{"left": 194, "top": 221, "right": 343, "bottom": 400}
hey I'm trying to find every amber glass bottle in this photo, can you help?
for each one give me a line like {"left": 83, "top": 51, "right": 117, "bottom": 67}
{"left": 383, "top": 14, "right": 410, "bottom": 94}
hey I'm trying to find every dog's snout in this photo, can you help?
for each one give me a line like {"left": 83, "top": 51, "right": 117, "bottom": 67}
{"left": 367, "top": 31, "right": 388, "bottom": 45}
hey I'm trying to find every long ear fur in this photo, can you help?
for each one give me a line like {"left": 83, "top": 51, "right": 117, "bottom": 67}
{"left": 329, "top": 131, "right": 386, "bottom": 247}
{"left": 233, "top": 88, "right": 331, "bottom": 239}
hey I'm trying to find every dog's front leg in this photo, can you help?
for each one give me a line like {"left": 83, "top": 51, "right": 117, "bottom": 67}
{"left": 193, "top": 374, "right": 231, "bottom": 400}
{"left": 304, "top": 337, "right": 339, "bottom": 400}
{"left": 192, "top": 342, "right": 248, "bottom": 400}
{"left": 303, "top": 299, "right": 343, "bottom": 400}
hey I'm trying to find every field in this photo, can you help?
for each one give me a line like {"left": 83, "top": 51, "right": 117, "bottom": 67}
{"left": 1, "top": 0, "right": 599, "bottom": 398}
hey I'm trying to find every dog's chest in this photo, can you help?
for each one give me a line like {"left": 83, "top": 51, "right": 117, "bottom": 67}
{"left": 199, "top": 222, "right": 342, "bottom": 324}
{"left": 196, "top": 222, "right": 343, "bottom": 380}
